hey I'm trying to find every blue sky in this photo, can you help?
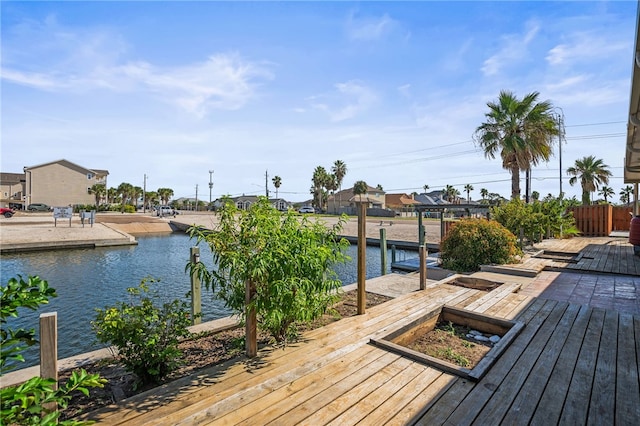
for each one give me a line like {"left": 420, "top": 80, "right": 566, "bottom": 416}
{"left": 1, "top": 1, "right": 636, "bottom": 203}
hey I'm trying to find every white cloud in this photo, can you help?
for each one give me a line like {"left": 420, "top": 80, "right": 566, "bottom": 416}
{"left": 346, "top": 12, "right": 398, "bottom": 41}
{"left": 546, "top": 31, "right": 630, "bottom": 66}
{"left": 397, "top": 84, "right": 411, "bottom": 98}
{"left": 309, "top": 80, "right": 378, "bottom": 122}
{"left": 481, "top": 21, "right": 540, "bottom": 76}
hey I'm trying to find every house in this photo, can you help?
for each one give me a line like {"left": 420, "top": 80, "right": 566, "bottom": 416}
{"left": 23, "top": 159, "right": 108, "bottom": 208}
{"left": 326, "top": 185, "right": 386, "bottom": 215}
{"left": 212, "top": 195, "right": 292, "bottom": 212}
{"left": 0, "top": 172, "right": 26, "bottom": 209}
{"left": 385, "top": 193, "right": 420, "bottom": 217}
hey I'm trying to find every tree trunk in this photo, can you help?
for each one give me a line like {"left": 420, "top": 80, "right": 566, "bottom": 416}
{"left": 511, "top": 165, "right": 521, "bottom": 200}
{"left": 245, "top": 280, "right": 257, "bottom": 357}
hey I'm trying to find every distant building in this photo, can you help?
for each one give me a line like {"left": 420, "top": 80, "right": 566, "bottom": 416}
{"left": 212, "top": 195, "right": 292, "bottom": 212}
{"left": 0, "top": 172, "right": 26, "bottom": 209}
{"left": 22, "top": 159, "right": 108, "bottom": 208}
{"left": 385, "top": 193, "right": 420, "bottom": 216}
{"left": 326, "top": 185, "right": 386, "bottom": 215}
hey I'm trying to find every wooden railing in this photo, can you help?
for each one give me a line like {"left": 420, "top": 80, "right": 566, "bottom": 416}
{"left": 568, "top": 205, "right": 633, "bottom": 236}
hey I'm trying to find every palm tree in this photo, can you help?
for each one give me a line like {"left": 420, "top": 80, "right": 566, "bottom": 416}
{"left": 620, "top": 185, "right": 633, "bottom": 205}
{"left": 88, "top": 183, "right": 106, "bottom": 208}
{"left": 423, "top": 184, "right": 429, "bottom": 193}
{"left": 531, "top": 191, "right": 540, "bottom": 202}
{"left": 272, "top": 176, "right": 282, "bottom": 199}
{"left": 567, "top": 156, "right": 612, "bottom": 205}
{"left": 332, "top": 160, "right": 347, "bottom": 212}
{"left": 480, "top": 188, "right": 489, "bottom": 200}
{"left": 443, "top": 185, "right": 458, "bottom": 202}
{"left": 464, "top": 184, "right": 474, "bottom": 203}
{"left": 598, "top": 186, "right": 614, "bottom": 203}
{"left": 107, "top": 187, "right": 119, "bottom": 205}
{"left": 311, "top": 166, "right": 329, "bottom": 211}
{"left": 117, "top": 182, "right": 134, "bottom": 211}
{"left": 145, "top": 191, "right": 159, "bottom": 210}
{"left": 474, "top": 90, "right": 559, "bottom": 200}
{"left": 132, "top": 186, "right": 143, "bottom": 208}
{"left": 157, "top": 188, "right": 174, "bottom": 206}
{"left": 353, "top": 180, "right": 368, "bottom": 200}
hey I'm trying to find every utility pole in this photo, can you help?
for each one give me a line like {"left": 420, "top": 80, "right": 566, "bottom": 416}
{"left": 555, "top": 109, "right": 566, "bottom": 198}
{"left": 143, "top": 174, "right": 147, "bottom": 213}
{"left": 195, "top": 184, "right": 198, "bottom": 212}
{"left": 265, "top": 170, "right": 270, "bottom": 198}
{"left": 208, "top": 170, "right": 214, "bottom": 207}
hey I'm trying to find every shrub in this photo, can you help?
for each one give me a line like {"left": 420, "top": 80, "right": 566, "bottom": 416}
{"left": 440, "top": 218, "right": 522, "bottom": 272}
{"left": 188, "top": 196, "right": 349, "bottom": 346}
{"left": 491, "top": 198, "right": 580, "bottom": 244}
{"left": 92, "top": 279, "right": 192, "bottom": 386}
{"left": 1, "top": 275, "right": 105, "bottom": 425}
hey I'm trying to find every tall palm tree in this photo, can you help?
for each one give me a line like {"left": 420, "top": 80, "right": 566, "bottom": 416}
{"left": 117, "top": 182, "right": 134, "bottom": 211}
{"left": 353, "top": 180, "right": 368, "bottom": 200}
{"left": 598, "top": 186, "right": 614, "bottom": 204}
{"left": 474, "top": 90, "right": 559, "bottom": 200}
{"left": 311, "top": 166, "right": 329, "bottom": 211}
{"left": 145, "top": 191, "right": 159, "bottom": 210}
{"left": 132, "top": 186, "right": 143, "bottom": 208}
{"left": 272, "top": 176, "right": 282, "bottom": 199}
{"left": 567, "top": 156, "right": 612, "bottom": 205}
{"left": 107, "top": 187, "right": 119, "bottom": 205}
{"left": 620, "top": 185, "right": 633, "bottom": 205}
{"left": 480, "top": 188, "right": 489, "bottom": 200}
{"left": 464, "top": 184, "right": 474, "bottom": 203}
{"left": 423, "top": 184, "right": 429, "bottom": 193}
{"left": 332, "top": 160, "right": 347, "bottom": 212}
{"left": 443, "top": 185, "right": 457, "bottom": 202}
{"left": 157, "top": 188, "right": 174, "bottom": 206}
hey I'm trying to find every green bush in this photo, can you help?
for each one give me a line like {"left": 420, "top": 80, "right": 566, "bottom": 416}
{"left": 440, "top": 218, "right": 522, "bottom": 272}
{"left": 1, "top": 275, "right": 105, "bottom": 425}
{"left": 92, "top": 279, "right": 192, "bottom": 386}
{"left": 491, "top": 197, "right": 580, "bottom": 244}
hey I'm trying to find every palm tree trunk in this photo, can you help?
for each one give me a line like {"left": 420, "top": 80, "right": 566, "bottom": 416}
{"left": 511, "top": 165, "right": 521, "bottom": 200}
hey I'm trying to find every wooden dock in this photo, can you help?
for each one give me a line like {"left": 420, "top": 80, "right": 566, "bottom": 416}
{"left": 80, "top": 269, "right": 640, "bottom": 425}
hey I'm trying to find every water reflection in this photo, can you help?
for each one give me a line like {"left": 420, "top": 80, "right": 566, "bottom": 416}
{"left": 1, "top": 233, "right": 403, "bottom": 367}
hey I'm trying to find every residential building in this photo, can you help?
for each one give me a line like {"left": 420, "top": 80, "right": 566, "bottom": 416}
{"left": 211, "top": 195, "right": 292, "bottom": 212}
{"left": 0, "top": 172, "right": 25, "bottom": 209}
{"left": 385, "top": 193, "right": 420, "bottom": 217}
{"left": 326, "top": 185, "right": 386, "bottom": 215}
{"left": 22, "top": 159, "right": 108, "bottom": 208}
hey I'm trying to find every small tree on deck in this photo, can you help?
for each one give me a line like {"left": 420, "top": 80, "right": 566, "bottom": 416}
{"left": 187, "top": 197, "right": 349, "bottom": 356}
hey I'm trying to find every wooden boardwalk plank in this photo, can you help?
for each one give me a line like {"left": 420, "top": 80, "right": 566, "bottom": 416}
{"left": 587, "top": 309, "right": 619, "bottom": 425}
{"left": 357, "top": 367, "right": 445, "bottom": 425}
{"left": 529, "top": 304, "right": 593, "bottom": 425}
{"left": 461, "top": 282, "right": 522, "bottom": 313}
{"left": 558, "top": 308, "right": 606, "bottom": 424}
{"left": 498, "top": 303, "right": 582, "bottom": 424}
{"left": 413, "top": 298, "right": 552, "bottom": 425}
{"left": 212, "top": 345, "right": 384, "bottom": 426}
{"left": 469, "top": 301, "right": 573, "bottom": 424}
{"left": 615, "top": 313, "right": 640, "bottom": 424}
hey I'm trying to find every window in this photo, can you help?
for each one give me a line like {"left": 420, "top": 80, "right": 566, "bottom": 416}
{"left": 87, "top": 173, "right": 94, "bottom": 179}
{"left": 87, "top": 187, "right": 92, "bottom": 194}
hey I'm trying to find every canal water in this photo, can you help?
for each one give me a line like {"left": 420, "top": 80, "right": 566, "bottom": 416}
{"left": 1, "top": 233, "right": 409, "bottom": 368}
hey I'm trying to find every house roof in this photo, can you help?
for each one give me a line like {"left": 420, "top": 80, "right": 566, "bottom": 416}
{"left": 0, "top": 172, "right": 25, "bottom": 185}
{"left": 25, "top": 159, "right": 109, "bottom": 177}
{"left": 329, "top": 185, "right": 385, "bottom": 201}
{"left": 414, "top": 191, "right": 451, "bottom": 206}
{"left": 385, "top": 193, "right": 420, "bottom": 207}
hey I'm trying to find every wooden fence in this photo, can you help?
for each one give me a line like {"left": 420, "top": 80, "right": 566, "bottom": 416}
{"left": 569, "top": 205, "right": 633, "bottom": 236}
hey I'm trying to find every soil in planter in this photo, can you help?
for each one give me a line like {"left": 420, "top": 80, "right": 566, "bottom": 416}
{"left": 405, "top": 321, "right": 493, "bottom": 368}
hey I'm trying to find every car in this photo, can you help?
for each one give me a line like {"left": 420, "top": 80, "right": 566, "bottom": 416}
{"left": 27, "top": 203, "right": 51, "bottom": 212}
{"left": 0, "top": 207, "right": 14, "bottom": 218}
{"left": 298, "top": 206, "right": 315, "bottom": 214}
{"left": 156, "top": 206, "right": 175, "bottom": 217}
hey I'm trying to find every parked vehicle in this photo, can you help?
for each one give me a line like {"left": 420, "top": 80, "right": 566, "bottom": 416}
{"left": 298, "top": 206, "right": 315, "bottom": 214}
{"left": 27, "top": 203, "right": 51, "bottom": 212}
{"left": 0, "top": 207, "right": 14, "bottom": 218}
{"left": 156, "top": 206, "right": 176, "bottom": 217}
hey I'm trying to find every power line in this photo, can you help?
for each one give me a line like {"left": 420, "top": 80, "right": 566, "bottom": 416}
{"left": 565, "top": 120, "right": 625, "bottom": 127}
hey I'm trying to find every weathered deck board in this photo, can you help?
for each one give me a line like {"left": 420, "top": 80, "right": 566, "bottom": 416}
{"left": 558, "top": 308, "right": 606, "bottom": 424}
{"left": 529, "top": 304, "right": 593, "bottom": 425}
{"left": 616, "top": 313, "right": 640, "bottom": 422}
{"left": 588, "top": 309, "right": 619, "bottom": 424}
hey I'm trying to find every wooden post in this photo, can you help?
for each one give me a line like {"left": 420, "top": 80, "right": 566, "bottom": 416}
{"left": 357, "top": 202, "right": 366, "bottom": 315}
{"left": 391, "top": 244, "right": 396, "bottom": 264}
{"left": 419, "top": 245, "right": 427, "bottom": 290}
{"left": 379, "top": 228, "right": 387, "bottom": 276}
{"left": 245, "top": 280, "right": 257, "bottom": 357}
{"left": 440, "top": 211, "right": 445, "bottom": 240}
{"left": 190, "top": 247, "right": 202, "bottom": 325}
{"left": 418, "top": 209, "right": 424, "bottom": 247}
{"left": 40, "top": 312, "right": 58, "bottom": 415}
